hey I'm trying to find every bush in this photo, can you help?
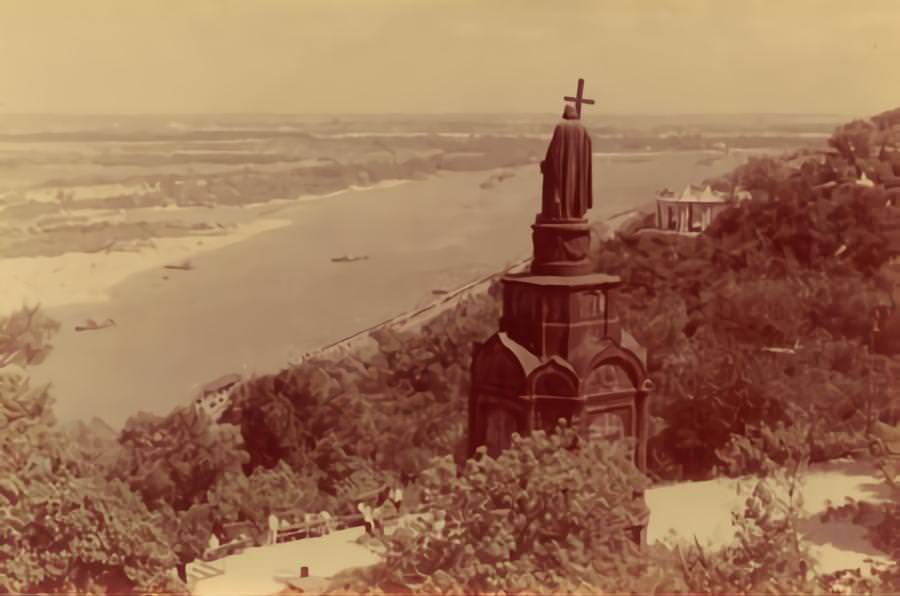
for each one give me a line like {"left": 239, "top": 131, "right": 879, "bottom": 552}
{"left": 1, "top": 469, "right": 181, "bottom": 594}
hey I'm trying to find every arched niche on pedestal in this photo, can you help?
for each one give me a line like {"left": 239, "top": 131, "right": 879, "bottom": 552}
{"left": 581, "top": 345, "right": 650, "bottom": 470}
{"left": 469, "top": 334, "right": 534, "bottom": 457}
{"left": 471, "top": 335, "right": 528, "bottom": 395}
{"left": 528, "top": 357, "right": 580, "bottom": 434}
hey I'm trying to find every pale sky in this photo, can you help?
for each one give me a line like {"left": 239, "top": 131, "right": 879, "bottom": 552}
{"left": 0, "top": 0, "right": 898, "bottom": 115}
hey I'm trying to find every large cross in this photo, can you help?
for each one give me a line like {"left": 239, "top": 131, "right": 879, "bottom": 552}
{"left": 563, "top": 78, "right": 595, "bottom": 119}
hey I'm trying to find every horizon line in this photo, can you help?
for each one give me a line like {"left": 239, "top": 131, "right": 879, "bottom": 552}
{"left": 0, "top": 110, "right": 860, "bottom": 118}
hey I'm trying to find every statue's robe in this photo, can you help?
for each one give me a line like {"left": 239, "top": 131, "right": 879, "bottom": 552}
{"left": 540, "top": 116, "right": 593, "bottom": 220}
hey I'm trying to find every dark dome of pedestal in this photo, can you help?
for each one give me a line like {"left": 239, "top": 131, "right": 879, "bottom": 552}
{"left": 502, "top": 271, "right": 622, "bottom": 289}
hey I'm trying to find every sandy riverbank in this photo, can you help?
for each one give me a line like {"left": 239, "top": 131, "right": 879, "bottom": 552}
{"left": 0, "top": 218, "right": 290, "bottom": 314}
{"left": 0, "top": 180, "right": 417, "bottom": 315}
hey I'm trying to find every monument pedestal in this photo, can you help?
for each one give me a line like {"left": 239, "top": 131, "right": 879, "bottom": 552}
{"left": 530, "top": 217, "right": 593, "bottom": 276}
{"left": 469, "top": 270, "right": 652, "bottom": 470}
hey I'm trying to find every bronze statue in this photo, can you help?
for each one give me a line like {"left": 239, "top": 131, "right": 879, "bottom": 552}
{"left": 540, "top": 100, "right": 594, "bottom": 221}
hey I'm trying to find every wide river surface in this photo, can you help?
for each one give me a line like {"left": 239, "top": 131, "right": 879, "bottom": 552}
{"left": 33, "top": 151, "right": 750, "bottom": 426}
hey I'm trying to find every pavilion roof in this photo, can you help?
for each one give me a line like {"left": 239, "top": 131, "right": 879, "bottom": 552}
{"left": 201, "top": 373, "right": 242, "bottom": 395}
{"left": 657, "top": 184, "right": 727, "bottom": 204}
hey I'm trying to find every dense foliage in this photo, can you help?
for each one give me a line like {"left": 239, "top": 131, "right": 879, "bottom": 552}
{"left": 335, "top": 425, "right": 678, "bottom": 594}
{"left": 334, "top": 425, "right": 853, "bottom": 595}
{"left": 227, "top": 289, "right": 500, "bottom": 487}
{"left": 115, "top": 406, "right": 249, "bottom": 511}
{"left": 591, "top": 108, "right": 900, "bottom": 479}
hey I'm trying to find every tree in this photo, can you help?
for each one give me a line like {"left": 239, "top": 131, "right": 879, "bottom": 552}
{"left": 830, "top": 118, "right": 876, "bottom": 160}
{"left": 735, "top": 156, "right": 792, "bottom": 202}
{"left": 1, "top": 467, "right": 181, "bottom": 593}
{"left": 115, "top": 405, "right": 249, "bottom": 512}
{"left": 230, "top": 290, "right": 499, "bottom": 488}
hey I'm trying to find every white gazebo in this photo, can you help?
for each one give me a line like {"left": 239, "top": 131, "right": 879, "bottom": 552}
{"left": 655, "top": 185, "right": 731, "bottom": 235}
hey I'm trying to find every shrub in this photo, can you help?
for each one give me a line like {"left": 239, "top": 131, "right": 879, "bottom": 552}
{"left": 1, "top": 470, "right": 181, "bottom": 594}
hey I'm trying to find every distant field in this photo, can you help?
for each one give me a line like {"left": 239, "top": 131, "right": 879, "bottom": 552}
{"left": 0, "top": 113, "right": 839, "bottom": 260}
{"left": 0, "top": 112, "right": 840, "bottom": 191}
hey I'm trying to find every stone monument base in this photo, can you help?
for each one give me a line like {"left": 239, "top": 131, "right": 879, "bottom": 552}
{"left": 531, "top": 217, "right": 592, "bottom": 276}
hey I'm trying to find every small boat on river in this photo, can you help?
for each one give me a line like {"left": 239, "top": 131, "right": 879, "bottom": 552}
{"left": 331, "top": 254, "right": 369, "bottom": 263}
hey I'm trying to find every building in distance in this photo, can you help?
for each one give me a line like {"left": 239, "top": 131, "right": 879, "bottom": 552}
{"left": 655, "top": 184, "right": 750, "bottom": 235}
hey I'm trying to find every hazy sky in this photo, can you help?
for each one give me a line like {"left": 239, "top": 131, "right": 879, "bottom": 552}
{"left": 0, "top": 0, "right": 898, "bottom": 115}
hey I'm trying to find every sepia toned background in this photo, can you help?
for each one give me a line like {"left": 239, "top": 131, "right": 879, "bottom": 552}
{"left": 0, "top": 0, "right": 898, "bottom": 116}
{"left": 2, "top": 1, "right": 900, "bottom": 594}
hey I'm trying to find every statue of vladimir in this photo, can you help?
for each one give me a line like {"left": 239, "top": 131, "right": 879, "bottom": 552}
{"left": 539, "top": 104, "right": 593, "bottom": 220}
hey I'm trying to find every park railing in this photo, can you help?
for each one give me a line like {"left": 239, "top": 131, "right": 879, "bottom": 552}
{"left": 199, "top": 502, "right": 419, "bottom": 562}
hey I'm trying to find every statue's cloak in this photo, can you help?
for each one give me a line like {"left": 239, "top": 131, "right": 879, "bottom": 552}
{"left": 541, "top": 115, "right": 593, "bottom": 220}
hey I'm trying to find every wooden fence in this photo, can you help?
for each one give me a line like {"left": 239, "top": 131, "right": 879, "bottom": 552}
{"left": 275, "top": 512, "right": 364, "bottom": 543}
{"left": 201, "top": 511, "right": 385, "bottom": 561}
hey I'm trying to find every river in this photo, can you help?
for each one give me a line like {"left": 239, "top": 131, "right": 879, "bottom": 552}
{"left": 31, "top": 151, "right": 749, "bottom": 426}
